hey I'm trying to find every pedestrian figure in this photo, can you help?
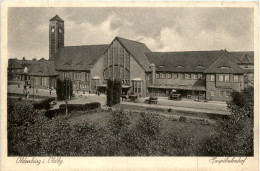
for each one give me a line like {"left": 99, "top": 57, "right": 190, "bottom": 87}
{"left": 49, "top": 88, "right": 52, "bottom": 95}
{"left": 27, "top": 91, "right": 30, "bottom": 99}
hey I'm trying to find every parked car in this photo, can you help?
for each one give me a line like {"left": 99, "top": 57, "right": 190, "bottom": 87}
{"left": 194, "top": 95, "right": 209, "bottom": 102}
{"left": 145, "top": 96, "right": 158, "bottom": 104}
{"left": 168, "top": 94, "right": 182, "bottom": 101}
{"left": 128, "top": 95, "right": 139, "bottom": 103}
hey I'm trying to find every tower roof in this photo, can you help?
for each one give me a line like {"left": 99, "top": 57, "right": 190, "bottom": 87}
{"left": 50, "top": 15, "right": 64, "bottom": 22}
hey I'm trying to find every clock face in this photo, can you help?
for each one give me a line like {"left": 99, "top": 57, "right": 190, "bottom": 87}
{"left": 51, "top": 28, "right": 55, "bottom": 33}
{"left": 59, "top": 28, "right": 63, "bottom": 33}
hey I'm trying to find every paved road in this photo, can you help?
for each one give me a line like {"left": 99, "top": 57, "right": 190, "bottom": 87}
{"left": 8, "top": 85, "right": 229, "bottom": 115}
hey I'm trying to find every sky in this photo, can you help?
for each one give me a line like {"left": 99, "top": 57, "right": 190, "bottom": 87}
{"left": 8, "top": 7, "right": 254, "bottom": 60}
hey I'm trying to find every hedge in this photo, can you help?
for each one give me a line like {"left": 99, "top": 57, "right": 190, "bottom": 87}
{"left": 32, "top": 97, "right": 56, "bottom": 110}
{"left": 59, "top": 102, "right": 101, "bottom": 112}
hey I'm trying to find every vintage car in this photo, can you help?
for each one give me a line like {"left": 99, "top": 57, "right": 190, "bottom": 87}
{"left": 126, "top": 95, "right": 139, "bottom": 103}
{"left": 145, "top": 96, "right": 158, "bottom": 104}
{"left": 194, "top": 95, "right": 209, "bottom": 102}
{"left": 168, "top": 94, "right": 182, "bottom": 101}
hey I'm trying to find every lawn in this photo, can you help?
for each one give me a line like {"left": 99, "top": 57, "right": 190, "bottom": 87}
{"left": 67, "top": 110, "right": 216, "bottom": 144}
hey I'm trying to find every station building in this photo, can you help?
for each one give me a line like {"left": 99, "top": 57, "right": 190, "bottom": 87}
{"left": 30, "top": 15, "right": 254, "bottom": 101}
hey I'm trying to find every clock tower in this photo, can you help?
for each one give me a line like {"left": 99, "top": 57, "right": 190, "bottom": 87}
{"left": 49, "top": 15, "right": 64, "bottom": 61}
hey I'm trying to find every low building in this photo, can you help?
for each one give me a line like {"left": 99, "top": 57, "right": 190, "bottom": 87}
{"left": 28, "top": 58, "right": 59, "bottom": 88}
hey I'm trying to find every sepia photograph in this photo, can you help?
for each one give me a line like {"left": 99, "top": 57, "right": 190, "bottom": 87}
{"left": 1, "top": 1, "right": 259, "bottom": 170}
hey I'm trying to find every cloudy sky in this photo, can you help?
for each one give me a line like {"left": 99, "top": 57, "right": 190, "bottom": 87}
{"left": 8, "top": 7, "right": 254, "bottom": 60}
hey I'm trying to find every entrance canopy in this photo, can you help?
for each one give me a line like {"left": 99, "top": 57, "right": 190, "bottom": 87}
{"left": 98, "top": 84, "right": 131, "bottom": 88}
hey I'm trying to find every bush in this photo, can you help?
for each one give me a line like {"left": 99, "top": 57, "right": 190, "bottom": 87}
{"left": 32, "top": 97, "right": 56, "bottom": 110}
{"left": 107, "top": 109, "right": 130, "bottom": 135}
{"left": 106, "top": 78, "right": 114, "bottom": 107}
{"left": 168, "top": 108, "right": 172, "bottom": 112}
{"left": 113, "top": 78, "right": 122, "bottom": 105}
{"left": 59, "top": 102, "right": 101, "bottom": 113}
{"left": 200, "top": 86, "right": 254, "bottom": 156}
{"left": 45, "top": 109, "right": 62, "bottom": 119}
{"left": 179, "top": 116, "right": 187, "bottom": 122}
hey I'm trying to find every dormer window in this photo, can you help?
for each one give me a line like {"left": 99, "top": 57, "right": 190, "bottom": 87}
{"left": 158, "top": 65, "right": 165, "bottom": 68}
{"left": 219, "top": 66, "right": 230, "bottom": 69}
{"left": 195, "top": 65, "right": 204, "bottom": 69}
{"left": 176, "top": 65, "right": 184, "bottom": 68}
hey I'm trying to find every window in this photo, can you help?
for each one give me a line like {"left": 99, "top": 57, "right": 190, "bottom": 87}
{"left": 225, "top": 75, "right": 229, "bottom": 82}
{"left": 226, "top": 91, "right": 231, "bottom": 97}
{"left": 219, "top": 75, "right": 224, "bottom": 82}
{"left": 172, "top": 73, "right": 178, "bottom": 79}
{"left": 156, "top": 73, "right": 159, "bottom": 79}
{"left": 234, "top": 75, "right": 239, "bottom": 82}
{"left": 210, "top": 90, "right": 214, "bottom": 96}
{"left": 180, "top": 74, "right": 185, "bottom": 79}
{"left": 186, "top": 74, "right": 191, "bottom": 79}
{"left": 220, "top": 91, "right": 224, "bottom": 97}
{"left": 198, "top": 74, "right": 202, "bottom": 79}
{"left": 162, "top": 73, "right": 166, "bottom": 79}
{"left": 194, "top": 74, "right": 198, "bottom": 79}
{"left": 210, "top": 75, "right": 215, "bottom": 81}
{"left": 167, "top": 73, "right": 171, "bottom": 79}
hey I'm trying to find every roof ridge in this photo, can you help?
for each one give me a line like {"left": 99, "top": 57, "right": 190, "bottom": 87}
{"left": 224, "top": 50, "right": 243, "bottom": 63}
{"left": 116, "top": 36, "right": 145, "bottom": 45}
{"left": 64, "top": 44, "right": 109, "bottom": 48}
{"left": 147, "top": 50, "right": 224, "bottom": 53}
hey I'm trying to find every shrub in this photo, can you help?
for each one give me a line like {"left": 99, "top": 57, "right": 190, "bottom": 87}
{"left": 168, "top": 108, "right": 172, "bottom": 112}
{"left": 107, "top": 109, "right": 130, "bottom": 135}
{"left": 45, "top": 109, "right": 62, "bottom": 119}
{"left": 32, "top": 97, "right": 56, "bottom": 110}
{"left": 59, "top": 102, "right": 101, "bottom": 113}
{"left": 200, "top": 86, "right": 254, "bottom": 156}
{"left": 106, "top": 78, "right": 114, "bottom": 107}
{"left": 113, "top": 78, "right": 122, "bottom": 105}
{"left": 136, "top": 113, "right": 163, "bottom": 139}
{"left": 8, "top": 99, "right": 36, "bottom": 125}
{"left": 179, "top": 116, "right": 187, "bottom": 122}
{"left": 56, "top": 77, "right": 63, "bottom": 100}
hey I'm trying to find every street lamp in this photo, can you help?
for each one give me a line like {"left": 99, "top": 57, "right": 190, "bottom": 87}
{"left": 65, "top": 78, "right": 68, "bottom": 115}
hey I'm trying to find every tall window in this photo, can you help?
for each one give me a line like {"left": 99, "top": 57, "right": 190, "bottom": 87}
{"left": 180, "top": 74, "right": 185, "bottom": 79}
{"left": 167, "top": 73, "right": 171, "bottom": 79}
{"left": 225, "top": 75, "right": 229, "bottom": 82}
{"left": 194, "top": 74, "right": 198, "bottom": 79}
{"left": 162, "top": 73, "right": 166, "bottom": 79}
{"left": 220, "top": 91, "right": 224, "bottom": 97}
{"left": 156, "top": 73, "right": 159, "bottom": 79}
{"left": 198, "top": 74, "right": 202, "bottom": 79}
{"left": 186, "top": 74, "right": 191, "bottom": 79}
{"left": 234, "top": 75, "right": 239, "bottom": 82}
{"left": 210, "top": 75, "right": 215, "bottom": 81}
{"left": 219, "top": 75, "right": 224, "bottom": 82}
{"left": 172, "top": 73, "right": 178, "bottom": 79}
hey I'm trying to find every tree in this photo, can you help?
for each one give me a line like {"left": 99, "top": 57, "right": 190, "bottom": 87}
{"left": 62, "top": 78, "right": 73, "bottom": 100}
{"left": 56, "top": 77, "right": 63, "bottom": 100}
{"left": 106, "top": 78, "right": 114, "bottom": 107}
{"left": 113, "top": 77, "right": 122, "bottom": 105}
{"left": 201, "top": 86, "right": 254, "bottom": 156}
{"left": 56, "top": 77, "right": 73, "bottom": 100}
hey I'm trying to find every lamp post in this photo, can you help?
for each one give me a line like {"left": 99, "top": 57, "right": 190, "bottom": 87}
{"left": 33, "top": 78, "right": 35, "bottom": 101}
{"left": 65, "top": 78, "right": 68, "bottom": 115}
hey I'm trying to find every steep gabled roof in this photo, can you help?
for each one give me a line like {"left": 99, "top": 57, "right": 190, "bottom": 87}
{"left": 204, "top": 54, "right": 245, "bottom": 74}
{"left": 55, "top": 44, "right": 109, "bottom": 71}
{"left": 28, "top": 60, "right": 59, "bottom": 76}
{"left": 50, "top": 15, "right": 64, "bottom": 22}
{"left": 230, "top": 51, "right": 254, "bottom": 64}
{"left": 146, "top": 50, "right": 234, "bottom": 73}
{"left": 116, "top": 37, "right": 152, "bottom": 71}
